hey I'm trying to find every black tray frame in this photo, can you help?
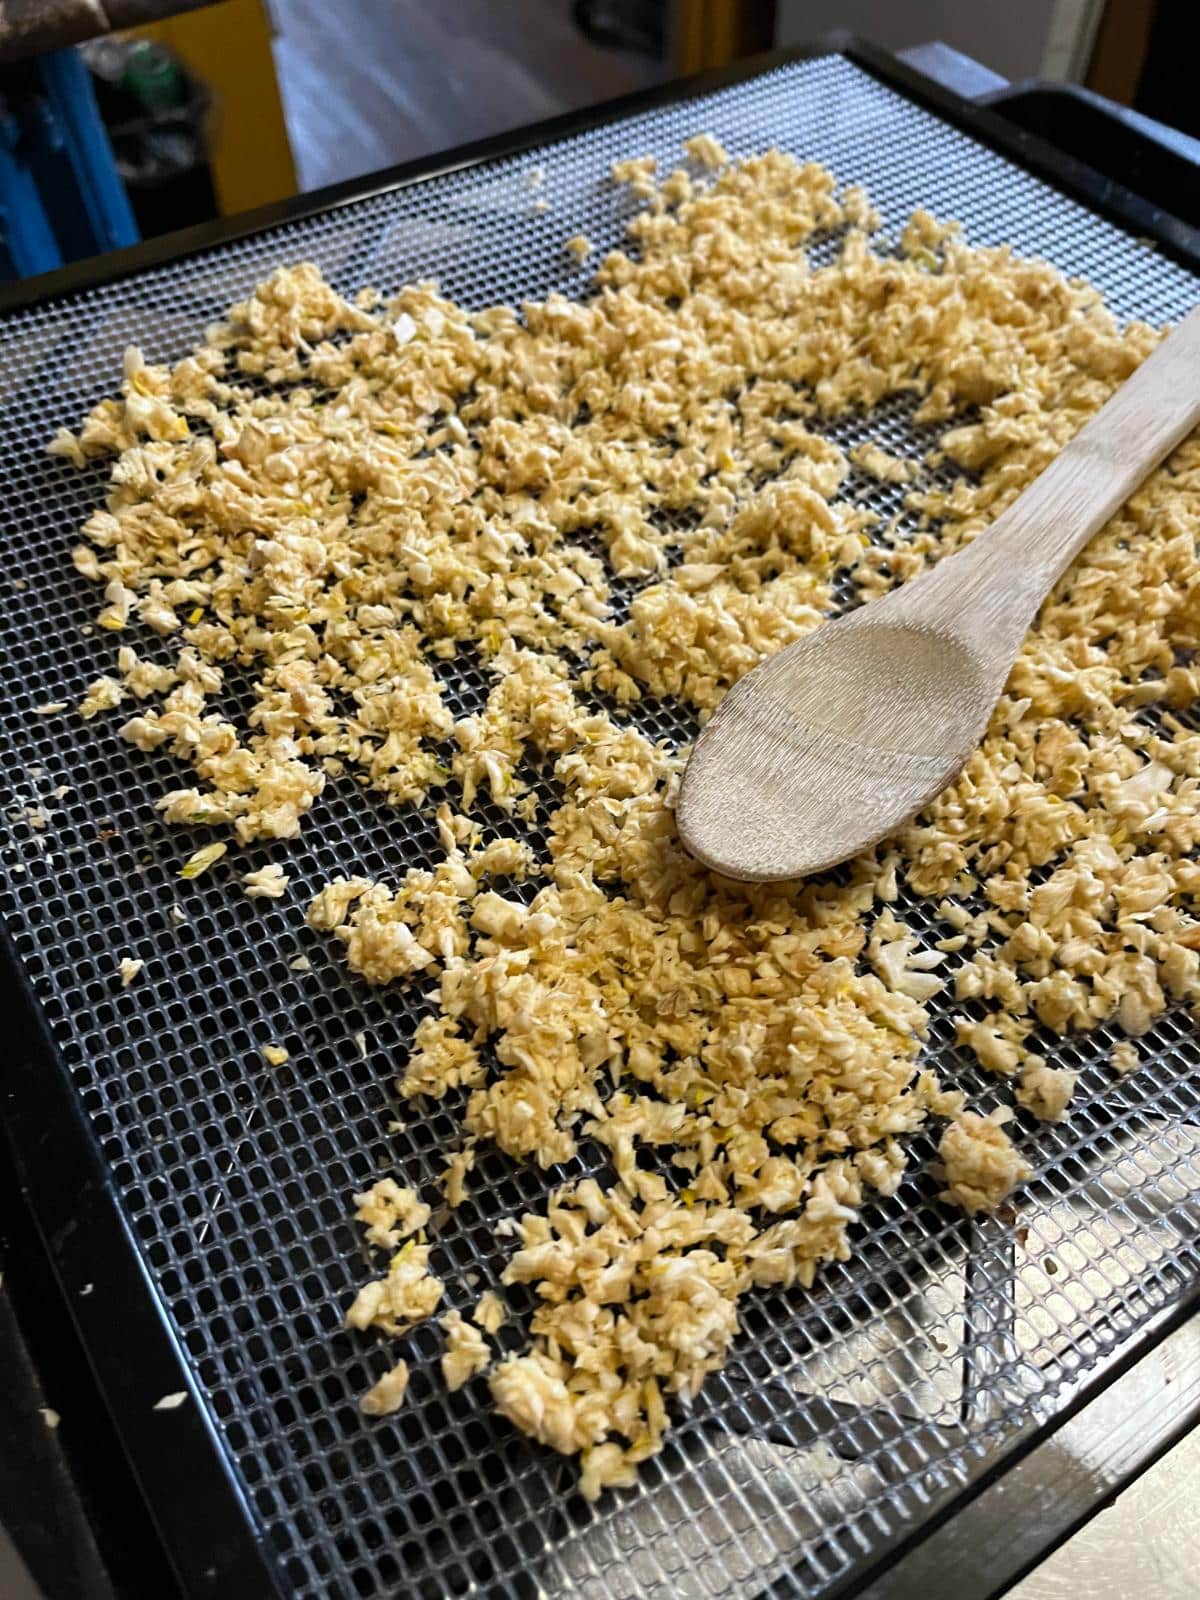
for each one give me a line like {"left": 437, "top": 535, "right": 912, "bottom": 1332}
{"left": 1, "top": 32, "right": 1197, "bottom": 1600}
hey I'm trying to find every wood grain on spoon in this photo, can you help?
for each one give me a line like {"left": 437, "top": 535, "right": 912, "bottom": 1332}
{"left": 676, "top": 304, "right": 1200, "bottom": 884}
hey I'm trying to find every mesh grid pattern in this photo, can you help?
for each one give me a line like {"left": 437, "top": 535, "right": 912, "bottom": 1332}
{"left": 1, "top": 52, "right": 1199, "bottom": 1600}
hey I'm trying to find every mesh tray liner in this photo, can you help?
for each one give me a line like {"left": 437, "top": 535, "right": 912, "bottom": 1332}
{"left": 1, "top": 50, "right": 1199, "bottom": 1600}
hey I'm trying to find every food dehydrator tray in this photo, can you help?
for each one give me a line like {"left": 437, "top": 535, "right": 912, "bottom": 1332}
{"left": 1, "top": 35, "right": 1197, "bottom": 1600}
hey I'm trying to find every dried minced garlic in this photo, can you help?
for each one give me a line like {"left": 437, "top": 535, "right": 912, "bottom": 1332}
{"left": 440, "top": 1310, "right": 490, "bottom": 1391}
{"left": 53, "top": 134, "right": 1200, "bottom": 1500}
{"left": 345, "top": 1240, "right": 443, "bottom": 1336}
{"left": 956, "top": 1019, "right": 1022, "bottom": 1077}
{"left": 472, "top": 1290, "right": 506, "bottom": 1335}
{"left": 1015, "top": 1058, "right": 1077, "bottom": 1122}
{"left": 1110, "top": 1039, "right": 1141, "bottom": 1076}
{"left": 179, "top": 842, "right": 226, "bottom": 880}
{"left": 682, "top": 131, "right": 729, "bottom": 169}
{"left": 939, "top": 1111, "right": 1033, "bottom": 1214}
{"left": 352, "top": 1177, "right": 429, "bottom": 1249}
{"left": 442, "top": 1147, "right": 475, "bottom": 1207}
{"left": 78, "top": 675, "right": 124, "bottom": 720}
{"left": 359, "top": 1359, "right": 409, "bottom": 1417}
{"left": 242, "top": 863, "right": 289, "bottom": 899}
{"left": 851, "top": 441, "right": 918, "bottom": 486}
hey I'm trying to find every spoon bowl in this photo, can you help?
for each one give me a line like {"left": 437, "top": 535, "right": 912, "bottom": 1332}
{"left": 676, "top": 617, "right": 997, "bottom": 882}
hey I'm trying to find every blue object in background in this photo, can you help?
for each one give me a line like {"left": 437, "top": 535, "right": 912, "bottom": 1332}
{"left": 0, "top": 105, "right": 61, "bottom": 277}
{"left": 0, "top": 48, "right": 139, "bottom": 282}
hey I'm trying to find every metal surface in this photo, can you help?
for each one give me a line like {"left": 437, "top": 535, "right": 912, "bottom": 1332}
{"left": 897, "top": 41, "right": 1009, "bottom": 101}
{"left": 1007, "top": 1399, "right": 1199, "bottom": 1600}
{"left": 854, "top": 1311, "right": 1200, "bottom": 1600}
{"left": 0, "top": 46, "right": 1198, "bottom": 1600}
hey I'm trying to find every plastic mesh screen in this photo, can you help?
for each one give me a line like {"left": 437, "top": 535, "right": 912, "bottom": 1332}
{"left": 2, "top": 50, "right": 1199, "bottom": 1600}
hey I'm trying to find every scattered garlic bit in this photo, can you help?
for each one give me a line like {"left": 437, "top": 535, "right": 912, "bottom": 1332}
{"left": 1015, "top": 1058, "right": 1077, "bottom": 1122}
{"left": 565, "top": 234, "right": 592, "bottom": 261}
{"left": 938, "top": 1112, "right": 1032, "bottom": 1214}
{"left": 360, "top": 1359, "right": 409, "bottom": 1417}
{"left": 96, "top": 579, "right": 136, "bottom": 630}
{"left": 850, "top": 441, "right": 918, "bottom": 485}
{"left": 289, "top": 953, "right": 312, "bottom": 971}
{"left": 353, "top": 1177, "right": 430, "bottom": 1250}
{"left": 610, "top": 154, "right": 657, "bottom": 196}
{"left": 117, "top": 645, "right": 176, "bottom": 699}
{"left": 118, "top": 956, "right": 144, "bottom": 988}
{"left": 261, "top": 1044, "right": 289, "bottom": 1066}
{"left": 308, "top": 872, "right": 453, "bottom": 983}
{"left": 77, "top": 675, "right": 124, "bottom": 719}
{"left": 868, "top": 913, "right": 946, "bottom": 1002}
{"left": 153, "top": 1391, "right": 188, "bottom": 1411}
{"left": 440, "top": 1309, "right": 491, "bottom": 1390}
{"left": 841, "top": 183, "right": 881, "bottom": 231}
{"left": 683, "top": 132, "right": 729, "bottom": 169}
{"left": 874, "top": 854, "right": 899, "bottom": 902}
{"left": 470, "top": 835, "right": 537, "bottom": 881}
{"left": 49, "top": 427, "right": 88, "bottom": 467}
{"left": 1110, "top": 1039, "right": 1141, "bottom": 1076}
{"left": 179, "top": 842, "right": 227, "bottom": 879}
{"left": 956, "top": 1019, "right": 1021, "bottom": 1077}
{"left": 472, "top": 1289, "right": 507, "bottom": 1335}
{"left": 242, "top": 863, "right": 289, "bottom": 899}
{"left": 53, "top": 135, "right": 1200, "bottom": 1500}
{"left": 346, "top": 1240, "right": 443, "bottom": 1335}
{"left": 34, "top": 702, "right": 68, "bottom": 715}
{"left": 443, "top": 1146, "right": 475, "bottom": 1207}
{"left": 39, "top": 1407, "right": 61, "bottom": 1430}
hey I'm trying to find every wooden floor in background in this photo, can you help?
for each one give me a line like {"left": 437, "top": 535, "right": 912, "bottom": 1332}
{"left": 268, "top": 0, "right": 663, "bottom": 193}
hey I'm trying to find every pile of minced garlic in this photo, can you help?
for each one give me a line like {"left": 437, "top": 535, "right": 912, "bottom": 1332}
{"left": 57, "top": 135, "right": 1200, "bottom": 1501}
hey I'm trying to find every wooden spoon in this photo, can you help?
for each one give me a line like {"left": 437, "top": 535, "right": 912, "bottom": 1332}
{"left": 676, "top": 305, "right": 1200, "bottom": 884}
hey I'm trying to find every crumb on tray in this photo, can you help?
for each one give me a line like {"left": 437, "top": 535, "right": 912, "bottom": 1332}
{"left": 243, "top": 863, "right": 289, "bottom": 899}
{"left": 359, "top": 1359, "right": 409, "bottom": 1417}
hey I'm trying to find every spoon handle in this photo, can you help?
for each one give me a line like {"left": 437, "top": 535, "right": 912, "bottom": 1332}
{"left": 885, "top": 303, "right": 1200, "bottom": 652}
